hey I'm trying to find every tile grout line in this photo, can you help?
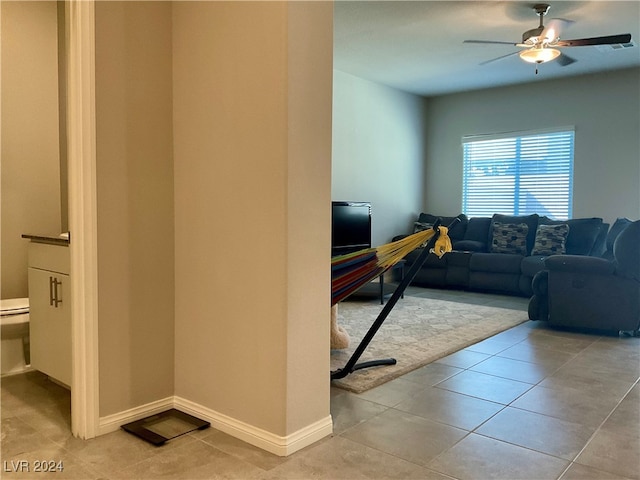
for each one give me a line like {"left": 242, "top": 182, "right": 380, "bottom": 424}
{"left": 425, "top": 332, "right": 638, "bottom": 480}
{"left": 556, "top": 375, "right": 640, "bottom": 479}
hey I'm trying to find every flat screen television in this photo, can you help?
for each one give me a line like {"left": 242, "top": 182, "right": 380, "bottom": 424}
{"left": 331, "top": 201, "right": 372, "bottom": 257}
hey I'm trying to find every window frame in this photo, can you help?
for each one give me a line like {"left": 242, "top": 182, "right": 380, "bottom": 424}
{"left": 462, "top": 127, "right": 575, "bottom": 220}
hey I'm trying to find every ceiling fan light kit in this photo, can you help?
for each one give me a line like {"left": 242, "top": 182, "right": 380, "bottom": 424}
{"left": 519, "top": 47, "right": 561, "bottom": 64}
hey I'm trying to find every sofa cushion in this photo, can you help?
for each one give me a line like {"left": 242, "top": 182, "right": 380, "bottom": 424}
{"left": 446, "top": 250, "right": 472, "bottom": 267}
{"left": 591, "top": 223, "right": 609, "bottom": 257}
{"left": 489, "top": 214, "right": 539, "bottom": 255}
{"left": 545, "top": 254, "right": 615, "bottom": 275}
{"left": 613, "top": 219, "right": 640, "bottom": 281}
{"left": 445, "top": 251, "right": 471, "bottom": 287}
{"left": 464, "top": 217, "right": 491, "bottom": 244}
{"left": 453, "top": 239, "right": 486, "bottom": 252}
{"left": 521, "top": 255, "right": 548, "bottom": 277}
{"left": 458, "top": 217, "right": 490, "bottom": 252}
{"left": 417, "top": 213, "right": 468, "bottom": 241}
{"left": 531, "top": 223, "right": 570, "bottom": 256}
{"left": 404, "top": 248, "right": 447, "bottom": 268}
{"left": 539, "top": 217, "right": 603, "bottom": 255}
{"left": 490, "top": 222, "right": 529, "bottom": 255}
{"left": 470, "top": 252, "right": 523, "bottom": 274}
{"left": 603, "top": 218, "right": 632, "bottom": 260}
{"left": 468, "top": 272, "right": 521, "bottom": 294}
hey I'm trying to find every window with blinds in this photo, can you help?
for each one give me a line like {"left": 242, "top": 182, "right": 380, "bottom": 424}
{"left": 462, "top": 129, "right": 574, "bottom": 220}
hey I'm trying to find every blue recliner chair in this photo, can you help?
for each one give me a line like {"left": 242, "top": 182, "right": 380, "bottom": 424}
{"left": 529, "top": 219, "right": 640, "bottom": 334}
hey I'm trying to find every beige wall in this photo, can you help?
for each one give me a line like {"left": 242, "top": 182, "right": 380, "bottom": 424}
{"left": 332, "top": 70, "right": 427, "bottom": 243}
{"left": 90, "top": 0, "right": 333, "bottom": 449}
{"left": 95, "top": 1, "right": 175, "bottom": 415}
{"left": 285, "top": 0, "right": 333, "bottom": 435}
{"left": 172, "top": 1, "right": 332, "bottom": 438}
{"left": 423, "top": 68, "right": 640, "bottom": 224}
{"left": 1, "top": 1, "right": 61, "bottom": 299}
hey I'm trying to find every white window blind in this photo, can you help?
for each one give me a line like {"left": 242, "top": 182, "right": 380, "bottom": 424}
{"left": 462, "top": 129, "right": 574, "bottom": 220}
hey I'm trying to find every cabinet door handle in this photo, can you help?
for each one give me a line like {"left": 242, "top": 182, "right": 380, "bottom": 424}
{"left": 49, "top": 276, "right": 55, "bottom": 306}
{"left": 54, "top": 278, "right": 62, "bottom": 307}
{"left": 49, "top": 276, "right": 63, "bottom": 308}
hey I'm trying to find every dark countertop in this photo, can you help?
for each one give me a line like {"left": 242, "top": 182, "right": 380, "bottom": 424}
{"left": 22, "top": 233, "right": 70, "bottom": 246}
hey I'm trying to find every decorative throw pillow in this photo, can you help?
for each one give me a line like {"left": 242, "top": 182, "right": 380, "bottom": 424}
{"left": 532, "top": 224, "right": 570, "bottom": 256}
{"left": 490, "top": 214, "right": 539, "bottom": 254}
{"left": 491, "top": 223, "right": 529, "bottom": 255}
{"left": 414, "top": 222, "right": 433, "bottom": 247}
{"left": 539, "top": 216, "right": 602, "bottom": 255}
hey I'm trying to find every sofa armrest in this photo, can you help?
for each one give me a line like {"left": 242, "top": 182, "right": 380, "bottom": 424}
{"left": 545, "top": 255, "right": 615, "bottom": 275}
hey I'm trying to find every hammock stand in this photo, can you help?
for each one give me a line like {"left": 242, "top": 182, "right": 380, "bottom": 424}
{"left": 331, "top": 217, "right": 460, "bottom": 381}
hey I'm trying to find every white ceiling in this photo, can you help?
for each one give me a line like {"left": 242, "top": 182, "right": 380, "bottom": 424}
{"left": 333, "top": 1, "right": 640, "bottom": 97}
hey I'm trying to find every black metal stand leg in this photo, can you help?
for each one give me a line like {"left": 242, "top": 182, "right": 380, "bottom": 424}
{"left": 331, "top": 219, "right": 458, "bottom": 381}
{"left": 380, "top": 262, "right": 405, "bottom": 305}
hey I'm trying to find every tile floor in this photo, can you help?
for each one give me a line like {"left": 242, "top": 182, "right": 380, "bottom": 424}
{"left": 2, "top": 288, "right": 639, "bottom": 479}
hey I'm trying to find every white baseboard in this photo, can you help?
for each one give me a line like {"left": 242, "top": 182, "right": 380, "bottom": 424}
{"left": 0, "top": 365, "right": 33, "bottom": 378}
{"left": 174, "top": 396, "right": 333, "bottom": 457}
{"left": 98, "top": 396, "right": 174, "bottom": 436}
{"left": 98, "top": 395, "right": 333, "bottom": 456}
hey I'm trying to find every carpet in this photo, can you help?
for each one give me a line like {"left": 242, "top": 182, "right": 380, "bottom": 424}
{"left": 330, "top": 296, "right": 528, "bottom": 393}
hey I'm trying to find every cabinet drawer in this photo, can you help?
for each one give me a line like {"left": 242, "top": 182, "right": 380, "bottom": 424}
{"left": 28, "top": 243, "right": 70, "bottom": 274}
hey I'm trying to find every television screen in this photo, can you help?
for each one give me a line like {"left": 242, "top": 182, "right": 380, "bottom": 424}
{"left": 331, "top": 201, "right": 371, "bottom": 256}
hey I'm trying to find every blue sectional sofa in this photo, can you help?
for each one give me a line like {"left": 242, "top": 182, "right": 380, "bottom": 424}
{"left": 528, "top": 218, "right": 639, "bottom": 333}
{"left": 396, "top": 212, "right": 610, "bottom": 297}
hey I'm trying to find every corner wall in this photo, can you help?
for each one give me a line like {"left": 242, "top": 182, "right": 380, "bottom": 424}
{"left": 172, "top": 1, "right": 332, "bottom": 454}
{"left": 424, "top": 68, "right": 640, "bottom": 224}
{"left": 94, "top": 1, "right": 175, "bottom": 416}
{"left": 332, "top": 70, "right": 427, "bottom": 243}
{"left": 285, "top": 1, "right": 334, "bottom": 437}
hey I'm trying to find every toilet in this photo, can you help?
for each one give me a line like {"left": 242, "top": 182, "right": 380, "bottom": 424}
{"left": 1, "top": 298, "right": 31, "bottom": 376}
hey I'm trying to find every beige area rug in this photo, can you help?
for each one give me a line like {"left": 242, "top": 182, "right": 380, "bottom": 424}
{"left": 330, "top": 296, "right": 528, "bottom": 393}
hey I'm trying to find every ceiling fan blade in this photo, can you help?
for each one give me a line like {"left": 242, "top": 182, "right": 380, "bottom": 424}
{"left": 463, "top": 40, "right": 518, "bottom": 46}
{"left": 541, "top": 18, "right": 573, "bottom": 42}
{"left": 479, "top": 50, "right": 520, "bottom": 66}
{"left": 556, "top": 33, "right": 632, "bottom": 47}
{"left": 556, "top": 53, "right": 577, "bottom": 67}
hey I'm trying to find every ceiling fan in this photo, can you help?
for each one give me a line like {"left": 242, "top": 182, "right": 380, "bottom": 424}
{"left": 464, "top": 3, "right": 632, "bottom": 72}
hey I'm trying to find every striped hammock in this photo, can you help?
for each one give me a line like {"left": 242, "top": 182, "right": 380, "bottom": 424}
{"left": 331, "top": 226, "right": 451, "bottom": 305}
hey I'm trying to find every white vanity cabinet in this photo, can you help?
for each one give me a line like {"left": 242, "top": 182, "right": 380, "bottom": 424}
{"left": 27, "top": 241, "right": 71, "bottom": 387}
